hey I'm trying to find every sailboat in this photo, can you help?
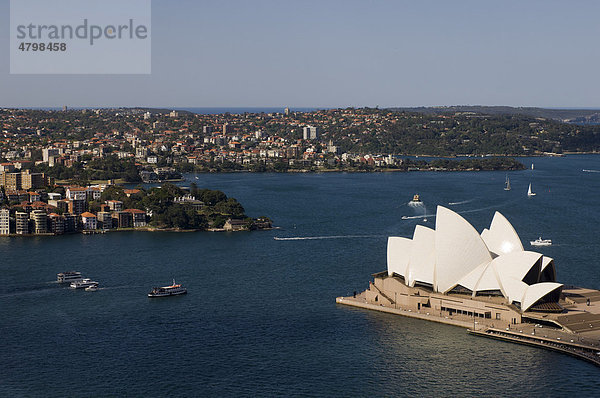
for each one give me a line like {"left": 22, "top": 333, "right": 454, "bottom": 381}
{"left": 504, "top": 175, "right": 511, "bottom": 191}
{"left": 531, "top": 163, "right": 534, "bottom": 170}
{"left": 527, "top": 183, "right": 536, "bottom": 197}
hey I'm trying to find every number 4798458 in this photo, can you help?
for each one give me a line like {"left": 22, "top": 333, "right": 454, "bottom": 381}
{"left": 18, "top": 42, "right": 66, "bottom": 51}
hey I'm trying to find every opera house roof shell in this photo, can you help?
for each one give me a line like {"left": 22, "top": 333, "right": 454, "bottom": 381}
{"left": 387, "top": 206, "right": 562, "bottom": 313}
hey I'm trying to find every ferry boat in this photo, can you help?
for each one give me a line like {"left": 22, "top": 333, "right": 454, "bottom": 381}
{"left": 70, "top": 278, "right": 99, "bottom": 289}
{"left": 530, "top": 237, "right": 552, "bottom": 247}
{"left": 148, "top": 280, "right": 187, "bottom": 298}
{"left": 57, "top": 271, "right": 83, "bottom": 283}
{"left": 410, "top": 194, "right": 421, "bottom": 203}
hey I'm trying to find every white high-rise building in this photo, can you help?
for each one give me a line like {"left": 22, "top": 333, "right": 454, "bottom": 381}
{"left": 303, "top": 126, "right": 319, "bottom": 140}
{"left": 42, "top": 148, "right": 60, "bottom": 162}
{"left": 0, "top": 208, "right": 9, "bottom": 235}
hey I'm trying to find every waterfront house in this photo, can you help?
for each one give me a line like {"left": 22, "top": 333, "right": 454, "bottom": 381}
{"left": 112, "top": 211, "right": 132, "bottom": 229}
{"left": 80, "top": 212, "right": 98, "bottom": 230}
{"left": 15, "top": 211, "right": 29, "bottom": 234}
{"left": 124, "top": 209, "right": 147, "bottom": 227}
{"left": 48, "top": 213, "right": 65, "bottom": 235}
{"left": 97, "top": 211, "right": 113, "bottom": 229}
{"left": 224, "top": 219, "right": 247, "bottom": 231}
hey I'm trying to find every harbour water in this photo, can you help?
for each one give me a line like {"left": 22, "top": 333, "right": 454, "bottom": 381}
{"left": 2, "top": 155, "right": 600, "bottom": 396}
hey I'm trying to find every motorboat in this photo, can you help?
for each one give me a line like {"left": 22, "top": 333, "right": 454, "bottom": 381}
{"left": 530, "top": 237, "right": 552, "bottom": 247}
{"left": 70, "top": 278, "right": 99, "bottom": 289}
{"left": 57, "top": 271, "right": 83, "bottom": 283}
{"left": 148, "top": 280, "right": 187, "bottom": 297}
{"left": 411, "top": 194, "right": 421, "bottom": 202}
{"left": 85, "top": 285, "right": 98, "bottom": 292}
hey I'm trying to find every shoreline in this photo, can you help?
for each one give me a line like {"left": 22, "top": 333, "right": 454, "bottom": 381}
{"left": 0, "top": 226, "right": 274, "bottom": 237}
{"left": 337, "top": 292, "right": 600, "bottom": 368}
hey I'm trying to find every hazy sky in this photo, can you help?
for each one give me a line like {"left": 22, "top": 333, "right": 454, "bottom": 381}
{"left": 2, "top": 0, "right": 600, "bottom": 108}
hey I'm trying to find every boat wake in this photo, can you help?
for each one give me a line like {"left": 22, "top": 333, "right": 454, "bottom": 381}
{"left": 274, "top": 235, "right": 384, "bottom": 241}
{"left": 402, "top": 199, "right": 520, "bottom": 221}
{"left": 448, "top": 199, "right": 475, "bottom": 206}
{"left": 401, "top": 215, "right": 434, "bottom": 220}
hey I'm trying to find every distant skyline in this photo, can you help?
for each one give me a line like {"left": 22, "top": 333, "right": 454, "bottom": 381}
{"left": 2, "top": 0, "right": 600, "bottom": 108}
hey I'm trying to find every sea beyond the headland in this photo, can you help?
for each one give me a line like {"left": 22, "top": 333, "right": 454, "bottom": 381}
{"left": 2, "top": 154, "right": 600, "bottom": 397}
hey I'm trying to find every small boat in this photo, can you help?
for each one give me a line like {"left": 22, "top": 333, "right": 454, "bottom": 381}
{"left": 70, "top": 278, "right": 99, "bottom": 289}
{"left": 530, "top": 237, "right": 552, "bottom": 247}
{"left": 57, "top": 271, "right": 83, "bottom": 283}
{"left": 531, "top": 163, "right": 534, "bottom": 170}
{"left": 148, "top": 280, "right": 187, "bottom": 298}
{"left": 410, "top": 194, "right": 422, "bottom": 203}
{"left": 527, "top": 183, "right": 536, "bottom": 197}
{"left": 504, "top": 175, "right": 511, "bottom": 191}
{"left": 85, "top": 285, "right": 98, "bottom": 292}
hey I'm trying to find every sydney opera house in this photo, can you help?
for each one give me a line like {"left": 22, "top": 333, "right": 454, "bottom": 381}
{"left": 348, "top": 206, "right": 570, "bottom": 327}
{"left": 338, "top": 206, "right": 600, "bottom": 366}
{"left": 386, "top": 206, "right": 562, "bottom": 314}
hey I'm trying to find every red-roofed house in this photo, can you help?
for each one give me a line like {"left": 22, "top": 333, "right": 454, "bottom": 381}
{"left": 124, "top": 209, "right": 147, "bottom": 227}
{"left": 124, "top": 189, "right": 141, "bottom": 198}
{"left": 80, "top": 212, "right": 97, "bottom": 230}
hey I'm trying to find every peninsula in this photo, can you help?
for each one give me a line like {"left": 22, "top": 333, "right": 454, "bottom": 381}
{"left": 0, "top": 182, "right": 271, "bottom": 236}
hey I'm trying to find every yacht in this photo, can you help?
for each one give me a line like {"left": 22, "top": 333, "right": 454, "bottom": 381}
{"left": 57, "top": 271, "right": 83, "bottom": 283}
{"left": 527, "top": 183, "right": 536, "bottom": 197}
{"left": 409, "top": 194, "right": 422, "bottom": 204}
{"left": 148, "top": 280, "right": 187, "bottom": 298}
{"left": 504, "top": 175, "right": 511, "bottom": 191}
{"left": 530, "top": 237, "right": 552, "bottom": 247}
{"left": 70, "top": 278, "right": 99, "bottom": 289}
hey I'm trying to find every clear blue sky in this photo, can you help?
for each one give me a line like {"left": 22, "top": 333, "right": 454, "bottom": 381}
{"left": 2, "top": 0, "right": 600, "bottom": 108}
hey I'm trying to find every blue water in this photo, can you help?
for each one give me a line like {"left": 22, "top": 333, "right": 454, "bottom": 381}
{"left": 2, "top": 155, "right": 600, "bottom": 397}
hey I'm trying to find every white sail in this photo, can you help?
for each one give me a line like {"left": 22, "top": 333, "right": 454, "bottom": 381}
{"left": 504, "top": 176, "right": 511, "bottom": 191}
{"left": 527, "top": 183, "right": 536, "bottom": 197}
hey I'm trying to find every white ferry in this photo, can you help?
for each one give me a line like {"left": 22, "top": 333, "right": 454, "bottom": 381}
{"left": 57, "top": 271, "right": 83, "bottom": 283}
{"left": 70, "top": 278, "right": 99, "bottom": 289}
{"left": 148, "top": 280, "right": 187, "bottom": 298}
{"left": 530, "top": 237, "right": 552, "bottom": 247}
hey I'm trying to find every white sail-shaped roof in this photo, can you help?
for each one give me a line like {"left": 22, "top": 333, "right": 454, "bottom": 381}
{"left": 385, "top": 206, "right": 562, "bottom": 313}
{"left": 434, "top": 206, "right": 493, "bottom": 293}
{"left": 541, "top": 256, "right": 554, "bottom": 272}
{"left": 490, "top": 251, "right": 542, "bottom": 282}
{"left": 474, "top": 263, "right": 503, "bottom": 293}
{"left": 406, "top": 225, "right": 436, "bottom": 287}
{"left": 481, "top": 212, "right": 524, "bottom": 256}
{"left": 455, "top": 261, "right": 487, "bottom": 292}
{"left": 539, "top": 256, "right": 556, "bottom": 282}
{"left": 497, "top": 276, "right": 528, "bottom": 305}
{"left": 522, "top": 282, "right": 563, "bottom": 312}
{"left": 387, "top": 237, "right": 411, "bottom": 277}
